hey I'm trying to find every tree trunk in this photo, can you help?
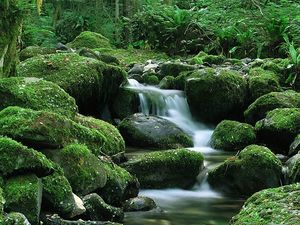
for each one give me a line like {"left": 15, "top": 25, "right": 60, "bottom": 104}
{"left": 0, "top": 0, "right": 23, "bottom": 77}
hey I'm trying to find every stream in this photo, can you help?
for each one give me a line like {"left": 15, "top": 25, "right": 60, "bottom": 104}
{"left": 124, "top": 79, "right": 244, "bottom": 225}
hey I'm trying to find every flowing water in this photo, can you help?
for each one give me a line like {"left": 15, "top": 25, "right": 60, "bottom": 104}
{"left": 125, "top": 79, "right": 244, "bottom": 225}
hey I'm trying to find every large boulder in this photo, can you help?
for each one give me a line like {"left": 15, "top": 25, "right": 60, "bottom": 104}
{"left": 43, "top": 144, "right": 107, "bottom": 196}
{"left": 0, "top": 106, "right": 121, "bottom": 156}
{"left": 74, "top": 114, "right": 125, "bottom": 156}
{"left": 122, "top": 149, "right": 204, "bottom": 189}
{"left": 4, "top": 174, "right": 42, "bottom": 225}
{"left": 118, "top": 113, "right": 193, "bottom": 149}
{"left": 210, "top": 120, "right": 256, "bottom": 151}
{"left": 19, "top": 46, "right": 56, "bottom": 61}
{"left": 247, "top": 68, "right": 282, "bottom": 101}
{"left": 67, "top": 31, "right": 112, "bottom": 49}
{"left": 98, "top": 159, "right": 139, "bottom": 206}
{"left": 83, "top": 193, "right": 124, "bottom": 222}
{"left": 208, "top": 145, "right": 282, "bottom": 196}
{"left": 41, "top": 164, "right": 76, "bottom": 216}
{"left": 17, "top": 53, "right": 126, "bottom": 116}
{"left": 0, "top": 136, "right": 53, "bottom": 177}
{"left": 255, "top": 108, "right": 300, "bottom": 153}
{"left": 185, "top": 68, "right": 247, "bottom": 123}
{"left": 231, "top": 183, "right": 300, "bottom": 225}
{"left": 244, "top": 91, "right": 300, "bottom": 124}
{"left": 0, "top": 77, "right": 78, "bottom": 118}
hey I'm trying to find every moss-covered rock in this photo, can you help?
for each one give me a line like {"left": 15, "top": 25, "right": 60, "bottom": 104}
{"left": 142, "top": 73, "right": 160, "bottom": 85}
{"left": 159, "top": 62, "right": 196, "bottom": 78}
{"left": 43, "top": 144, "right": 107, "bottom": 196}
{"left": 255, "top": 108, "right": 300, "bottom": 153}
{"left": 211, "top": 120, "right": 256, "bottom": 151}
{"left": 0, "top": 106, "right": 121, "bottom": 156}
{"left": 190, "top": 51, "right": 225, "bottom": 65}
{"left": 67, "top": 31, "right": 112, "bottom": 49}
{"left": 186, "top": 68, "right": 247, "bottom": 123}
{"left": 83, "top": 193, "right": 124, "bottom": 222}
{"left": 0, "top": 0, "right": 22, "bottom": 77}
{"left": 98, "top": 159, "right": 139, "bottom": 206}
{"left": 17, "top": 53, "right": 126, "bottom": 116}
{"left": 0, "top": 77, "right": 78, "bottom": 118}
{"left": 4, "top": 212, "right": 31, "bottom": 225}
{"left": 159, "top": 76, "right": 175, "bottom": 89}
{"left": 74, "top": 114, "right": 125, "bottom": 156}
{"left": 118, "top": 113, "right": 193, "bottom": 149}
{"left": 230, "top": 183, "right": 300, "bottom": 225}
{"left": 0, "top": 187, "right": 4, "bottom": 224}
{"left": 248, "top": 68, "right": 282, "bottom": 101}
{"left": 19, "top": 46, "right": 56, "bottom": 61}
{"left": 208, "top": 145, "right": 282, "bottom": 196}
{"left": 244, "top": 91, "right": 300, "bottom": 124}
{"left": 111, "top": 88, "right": 139, "bottom": 119}
{"left": 42, "top": 164, "right": 76, "bottom": 216}
{"left": 0, "top": 136, "right": 53, "bottom": 177}
{"left": 285, "top": 153, "right": 300, "bottom": 184}
{"left": 121, "top": 149, "right": 204, "bottom": 189}
{"left": 123, "top": 196, "right": 157, "bottom": 212}
{"left": 289, "top": 134, "right": 300, "bottom": 156}
{"left": 4, "top": 174, "right": 42, "bottom": 225}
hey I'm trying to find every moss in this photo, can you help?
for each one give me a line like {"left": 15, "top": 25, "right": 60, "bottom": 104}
{"left": 0, "top": 77, "right": 78, "bottom": 118}
{"left": 143, "top": 74, "right": 159, "bottom": 85}
{"left": 43, "top": 144, "right": 107, "bottom": 196}
{"left": 286, "top": 154, "right": 300, "bottom": 184}
{"left": 17, "top": 53, "right": 126, "bottom": 115}
{"left": 19, "top": 46, "right": 56, "bottom": 61}
{"left": 190, "top": 51, "right": 225, "bottom": 65}
{"left": 0, "top": 136, "right": 53, "bottom": 177}
{"left": 231, "top": 183, "right": 300, "bottom": 225}
{"left": 208, "top": 145, "right": 282, "bottom": 196}
{"left": 159, "top": 76, "right": 175, "bottom": 89}
{"left": 97, "top": 53, "right": 120, "bottom": 65}
{"left": 42, "top": 164, "right": 75, "bottom": 215}
{"left": 121, "top": 149, "right": 204, "bottom": 189}
{"left": 186, "top": 68, "right": 247, "bottom": 123}
{"left": 0, "top": 0, "right": 22, "bottom": 77}
{"left": 248, "top": 68, "right": 282, "bottom": 101}
{"left": 4, "top": 174, "right": 42, "bottom": 225}
{"left": 67, "top": 31, "right": 112, "bottom": 49}
{"left": 211, "top": 120, "right": 256, "bottom": 151}
{"left": 244, "top": 90, "right": 300, "bottom": 124}
{"left": 159, "top": 62, "right": 196, "bottom": 78}
{"left": 98, "top": 160, "right": 139, "bottom": 206}
{"left": 0, "top": 187, "right": 4, "bottom": 223}
{"left": 255, "top": 108, "right": 300, "bottom": 153}
{"left": 4, "top": 212, "right": 31, "bottom": 225}
{"left": 74, "top": 114, "right": 125, "bottom": 156}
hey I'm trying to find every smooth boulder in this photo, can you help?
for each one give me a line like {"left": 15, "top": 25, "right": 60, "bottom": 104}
{"left": 210, "top": 120, "right": 256, "bottom": 151}
{"left": 123, "top": 196, "right": 157, "bottom": 212}
{"left": 67, "top": 31, "right": 112, "bottom": 49}
{"left": 186, "top": 68, "right": 247, "bottom": 123}
{"left": 208, "top": 145, "right": 282, "bottom": 196}
{"left": 118, "top": 113, "right": 193, "bottom": 149}
{"left": 122, "top": 149, "right": 204, "bottom": 189}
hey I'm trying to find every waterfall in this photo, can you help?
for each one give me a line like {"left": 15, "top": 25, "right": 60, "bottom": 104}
{"left": 126, "top": 79, "right": 213, "bottom": 148}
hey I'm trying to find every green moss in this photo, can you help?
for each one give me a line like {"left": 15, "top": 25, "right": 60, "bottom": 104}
{"left": 42, "top": 164, "right": 75, "bottom": 215}
{"left": 17, "top": 53, "right": 126, "bottom": 115}
{"left": 287, "top": 154, "right": 300, "bottom": 184}
{"left": 0, "top": 187, "right": 4, "bottom": 223}
{"left": 19, "top": 46, "right": 56, "bottom": 61}
{"left": 67, "top": 31, "right": 112, "bottom": 49}
{"left": 244, "top": 90, "right": 300, "bottom": 124}
{"left": 186, "top": 68, "right": 247, "bottom": 123}
{"left": 98, "top": 160, "right": 139, "bottom": 206}
{"left": 4, "top": 174, "right": 42, "bottom": 225}
{"left": 74, "top": 114, "right": 125, "bottom": 156}
{"left": 159, "top": 76, "right": 175, "bottom": 89}
{"left": 248, "top": 68, "right": 282, "bottom": 101}
{"left": 4, "top": 212, "right": 31, "bottom": 225}
{"left": 190, "top": 51, "right": 225, "bottom": 65}
{"left": 211, "top": 120, "right": 256, "bottom": 151}
{"left": 231, "top": 183, "right": 300, "bottom": 225}
{"left": 0, "top": 136, "right": 53, "bottom": 177}
{"left": 143, "top": 74, "right": 159, "bottom": 85}
{"left": 255, "top": 108, "right": 300, "bottom": 153}
{"left": 0, "top": 106, "right": 122, "bottom": 156}
{"left": 43, "top": 144, "right": 107, "bottom": 196}
{"left": 159, "top": 62, "right": 196, "bottom": 78}
{"left": 122, "top": 149, "right": 204, "bottom": 189}
{"left": 0, "top": 77, "right": 78, "bottom": 118}
{"left": 208, "top": 145, "right": 282, "bottom": 196}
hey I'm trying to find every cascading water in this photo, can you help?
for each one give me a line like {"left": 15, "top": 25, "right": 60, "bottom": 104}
{"left": 125, "top": 79, "right": 242, "bottom": 225}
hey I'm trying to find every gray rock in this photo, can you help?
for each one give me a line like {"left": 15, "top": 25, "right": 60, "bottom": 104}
{"left": 123, "top": 196, "right": 157, "bottom": 212}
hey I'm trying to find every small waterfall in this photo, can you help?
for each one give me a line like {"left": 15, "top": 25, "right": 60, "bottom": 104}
{"left": 126, "top": 79, "right": 213, "bottom": 147}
